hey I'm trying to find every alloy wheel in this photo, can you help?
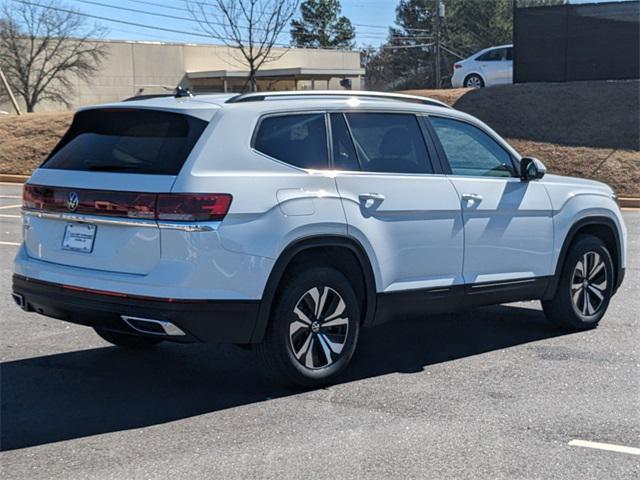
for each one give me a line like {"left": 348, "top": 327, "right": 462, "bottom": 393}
{"left": 571, "top": 251, "right": 608, "bottom": 317}
{"left": 288, "top": 286, "right": 350, "bottom": 370}
{"left": 466, "top": 76, "right": 483, "bottom": 88}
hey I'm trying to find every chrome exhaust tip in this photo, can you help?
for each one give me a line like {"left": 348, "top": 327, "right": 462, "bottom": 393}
{"left": 121, "top": 315, "right": 186, "bottom": 336}
{"left": 12, "top": 293, "right": 25, "bottom": 310}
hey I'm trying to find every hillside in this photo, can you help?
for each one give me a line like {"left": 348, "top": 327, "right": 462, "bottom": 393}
{"left": 404, "top": 80, "right": 639, "bottom": 151}
{"left": 1, "top": 80, "right": 639, "bottom": 195}
{"left": 1, "top": 112, "right": 73, "bottom": 176}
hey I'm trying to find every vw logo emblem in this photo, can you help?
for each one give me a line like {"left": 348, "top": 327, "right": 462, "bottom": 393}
{"left": 67, "top": 192, "right": 79, "bottom": 212}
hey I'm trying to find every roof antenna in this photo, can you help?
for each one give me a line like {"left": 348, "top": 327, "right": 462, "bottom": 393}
{"left": 175, "top": 85, "right": 192, "bottom": 98}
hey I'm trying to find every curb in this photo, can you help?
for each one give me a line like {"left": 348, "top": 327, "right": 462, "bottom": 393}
{"left": 619, "top": 197, "right": 640, "bottom": 209}
{"left": 0, "top": 174, "right": 29, "bottom": 183}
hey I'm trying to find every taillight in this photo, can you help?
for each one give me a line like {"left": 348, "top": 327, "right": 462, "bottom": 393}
{"left": 454, "top": 63, "right": 462, "bottom": 69}
{"left": 23, "top": 185, "right": 232, "bottom": 222}
{"left": 23, "top": 183, "right": 45, "bottom": 210}
{"left": 157, "top": 194, "right": 232, "bottom": 222}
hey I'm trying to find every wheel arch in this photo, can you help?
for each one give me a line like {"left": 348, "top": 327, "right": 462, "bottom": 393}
{"left": 250, "top": 235, "right": 377, "bottom": 343}
{"left": 464, "top": 72, "right": 485, "bottom": 87}
{"left": 545, "top": 216, "right": 624, "bottom": 299}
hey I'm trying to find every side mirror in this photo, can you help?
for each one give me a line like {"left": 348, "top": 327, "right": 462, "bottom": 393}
{"left": 520, "top": 156, "right": 546, "bottom": 181}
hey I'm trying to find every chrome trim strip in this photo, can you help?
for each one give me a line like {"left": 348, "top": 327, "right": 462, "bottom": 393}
{"left": 157, "top": 222, "right": 217, "bottom": 232}
{"left": 427, "top": 288, "right": 450, "bottom": 293}
{"left": 22, "top": 209, "right": 217, "bottom": 232}
{"left": 470, "top": 278, "right": 536, "bottom": 289}
{"left": 22, "top": 209, "right": 157, "bottom": 227}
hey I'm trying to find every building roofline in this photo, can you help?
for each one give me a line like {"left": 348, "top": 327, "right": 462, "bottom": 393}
{"left": 187, "top": 67, "right": 365, "bottom": 79}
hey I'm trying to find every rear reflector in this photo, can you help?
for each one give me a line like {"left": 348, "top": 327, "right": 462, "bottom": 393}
{"left": 454, "top": 63, "right": 462, "bottom": 69}
{"left": 23, "top": 184, "right": 232, "bottom": 222}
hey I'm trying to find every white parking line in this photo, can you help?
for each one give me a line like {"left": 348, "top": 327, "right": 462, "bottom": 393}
{"left": 0, "top": 241, "right": 21, "bottom": 246}
{"left": 0, "top": 213, "right": 21, "bottom": 218}
{"left": 568, "top": 440, "right": 640, "bottom": 455}
{"left": 0, "top": 195, "right": 21, "bottom": 199}
{"left": 0, "top": 204, "right": 21, "bottom": 210}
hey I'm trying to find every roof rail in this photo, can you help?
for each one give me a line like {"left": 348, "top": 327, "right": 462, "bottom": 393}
{"left": 122, "top": 93, "right": 175, "bottom": 102}
{"left": 123, "top": 85, "right": 192, "bottom": 102}
{"left": 225, "top": 90, "right": 451, "bottom": 109}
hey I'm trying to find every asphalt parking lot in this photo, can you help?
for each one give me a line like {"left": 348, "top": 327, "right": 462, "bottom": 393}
{"left": 0, "top": 181, "right": 638, "bottom": 479}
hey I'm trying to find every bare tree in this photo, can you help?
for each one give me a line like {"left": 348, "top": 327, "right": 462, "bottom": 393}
{"left": 0, "top": 0, "right": 108, "bottom": 112}
{"left": 187, "top": 0, "right": 299, "bottom": 92}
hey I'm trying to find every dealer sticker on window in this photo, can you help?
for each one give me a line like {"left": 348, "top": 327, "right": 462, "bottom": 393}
{"left": 62, "top": 223, "right": 97, "bottom": 253}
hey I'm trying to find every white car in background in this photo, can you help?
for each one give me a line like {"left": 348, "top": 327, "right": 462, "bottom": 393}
{"left": 452, "top": 44, "right": 513, "bottom": 88}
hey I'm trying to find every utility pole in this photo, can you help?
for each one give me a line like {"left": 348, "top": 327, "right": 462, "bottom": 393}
{"left": 0, "top": 66, "right": 22, "bottom": 115}
{"left": 434, "top": 0, "right": 441, "bottom": 88}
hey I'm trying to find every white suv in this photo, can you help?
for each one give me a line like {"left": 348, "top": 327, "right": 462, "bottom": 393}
{"left": 12, "top": 91, "right": 627, "bottom": 387}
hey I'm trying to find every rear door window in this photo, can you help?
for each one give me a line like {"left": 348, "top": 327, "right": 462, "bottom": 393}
{"left": 254, "top": 114, "right": 328, "bottom": 169}
{"left": 343, "top": 113, "right": 433, "bottom": 174}
{"left": 42, "top": 109, "right": 208, "bottom": 175}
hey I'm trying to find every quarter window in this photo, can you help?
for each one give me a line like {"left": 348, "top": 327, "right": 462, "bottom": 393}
{"left": 254, "top": 114, "right": 328, "bottom": 169}
{"left": 430, "top": 117, "right": 514, "bottom": 177}
{"left": 344, "top": 113, "right": 433, "bottom": 174}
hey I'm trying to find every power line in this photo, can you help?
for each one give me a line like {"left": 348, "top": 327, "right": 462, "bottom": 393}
{"left": 72, "top": 0, "right": 418, "bottom": 43}
{"left": 383, "top": 43, "right": 434, "bottom": 50}
{"left": 71, "top": 0, "right": 430, "bottom": 43}
{"left": 177, "top": 0, "right": 399, "bottom": 31}
{"left": 12, "top": 0, "right": 436, "bottom": 53}
{"left": 12, "top": 0, "right": 235, "bottom": 42}
{"left": 173, "top": 0, "right": 433, "bottom": 34}
{"left": 10, "top": 0, "right": 364, "bottom": 50}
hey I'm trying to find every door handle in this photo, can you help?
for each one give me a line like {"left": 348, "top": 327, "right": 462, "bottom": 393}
{"left": 359, "top": 193, "right": 385, "bottom": 202}
{"left": 461, "top": 193, "right": 483, "bottom": 202}
{"left": 359, "top": 193, "right": 384, "bottom": 207}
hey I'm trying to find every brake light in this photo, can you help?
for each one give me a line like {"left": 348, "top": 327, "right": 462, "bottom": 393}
{"left": 23, "top": 183, "right": 45, "bottom": 210}
{"left": 157, "top": 194, "right": 232, "bottom": 222}
{"left": 23, "top": 185, "right": 233, "bottom": 222}
{"left": 454, "top": 63, "right": 462, "bottom": 69}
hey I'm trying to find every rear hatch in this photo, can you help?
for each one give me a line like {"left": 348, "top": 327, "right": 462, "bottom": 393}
{"left": 23, "top": 107, "right": 210, "bottom": 275}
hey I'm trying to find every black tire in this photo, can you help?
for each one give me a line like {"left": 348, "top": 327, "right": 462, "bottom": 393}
{"left": 94, "top": 328, "right": 163, "bottom": 349}
{"left": 542, "top": 234, "right": 614, "bottom": 330}
{"left": 256, "top": 267, "right": 361, "bottom": 388}
{"left": 464, "top": 74, "right": 484, "bottom": 88}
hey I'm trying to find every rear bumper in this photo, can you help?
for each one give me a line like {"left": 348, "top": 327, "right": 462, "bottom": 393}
{"left": 12, "top": 274, "right": 259, "bottom": 344}
{"left": 451, "top": 70, "right": 464, "bottom": 88}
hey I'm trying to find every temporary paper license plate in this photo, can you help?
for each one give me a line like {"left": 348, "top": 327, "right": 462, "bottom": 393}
{"left": 62, "top": 223, "right": 96, "bottom": 253}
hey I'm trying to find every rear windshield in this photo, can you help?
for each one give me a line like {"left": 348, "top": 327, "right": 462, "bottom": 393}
{"left": 42, "top": 109, "right": 208, "bottom": 175}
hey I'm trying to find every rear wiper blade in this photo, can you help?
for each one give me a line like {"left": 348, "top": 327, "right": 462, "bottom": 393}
{"left": 86, "top": 164, "right": 141, "bottom": 171}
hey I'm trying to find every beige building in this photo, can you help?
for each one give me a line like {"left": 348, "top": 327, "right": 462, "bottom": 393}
{"left": 1, "top": 40, "right": 364, "bottom": 113}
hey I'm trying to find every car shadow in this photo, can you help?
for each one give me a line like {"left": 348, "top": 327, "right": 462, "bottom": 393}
{"left": 1, "top": 304, "right": 567, "bottom": 451}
